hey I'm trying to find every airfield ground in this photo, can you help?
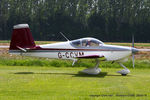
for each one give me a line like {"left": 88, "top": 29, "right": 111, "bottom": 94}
{"left": 0, "top": 41, "right": 150, "bottom": 100}
{"left": 0, "top": 66, "right": 150, "bottom": 100}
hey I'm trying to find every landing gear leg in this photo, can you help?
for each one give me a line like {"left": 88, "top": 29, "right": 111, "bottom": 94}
{"left": 80, "top": 59, "right": 101, "bottom": 75}
{"left": 117, "top": 63, "right": 130, "bottom": 76}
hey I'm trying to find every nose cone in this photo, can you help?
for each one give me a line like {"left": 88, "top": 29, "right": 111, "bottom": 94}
{"left": 132, "top": 48, "right": 139, "bottom": 54}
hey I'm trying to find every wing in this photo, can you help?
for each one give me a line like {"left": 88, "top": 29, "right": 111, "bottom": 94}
{"left": 77, "top": 55, "right": 104, "bottom": 59}
{"left": 16, "top": 46, "right": 37, "bottom": 52}
{"left": 72, "top": 54, "right": 106, "bottom": 66}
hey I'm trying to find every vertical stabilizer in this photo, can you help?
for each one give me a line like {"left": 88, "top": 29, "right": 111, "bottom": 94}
{"left": 9, "top": 24, "right": 36, "bottom": 50}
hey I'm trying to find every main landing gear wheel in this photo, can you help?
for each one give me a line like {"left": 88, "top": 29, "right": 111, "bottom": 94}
{"left": 80, "top": 59, "right": 101, "bottom": 75}
{"left": 117, "top": 63, "right": 130, "bottom": 76}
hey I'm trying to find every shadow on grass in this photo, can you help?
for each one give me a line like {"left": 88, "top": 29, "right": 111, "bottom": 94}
{"left": 14, "top": 72, "right": 34, "bottom": 74}
{"left": 14, "top": 72, "right": 75, "bottom": 75}
{"left": 14, "top": 71, "right": 108, "bottom": 78}
{"left": 107, "top": 74, "right": 132, "bottom": 77}
{"left": 13, "top": 71, "right": 127, "bottom": 78}
{"left": 73, "top": 72, "right": 108, "bottom": 78}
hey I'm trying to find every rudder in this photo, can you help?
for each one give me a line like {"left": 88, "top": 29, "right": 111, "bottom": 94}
{"left": 9, "top": 24, "right": 36, "bottom": 50}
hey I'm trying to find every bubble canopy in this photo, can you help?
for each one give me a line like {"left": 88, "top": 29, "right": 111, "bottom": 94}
{"left": 71, "top": 37, "right": 104, "bottom": 47}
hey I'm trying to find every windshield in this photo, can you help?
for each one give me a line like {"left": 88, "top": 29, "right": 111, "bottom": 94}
{"left": 71, "top": 38, "right": 103, "bottom": 47}
{"left": 71, "top": 40, "right": 81, "bottom": 47}
{"left": 81, "top": 39, "right": 102, "bottom": 47}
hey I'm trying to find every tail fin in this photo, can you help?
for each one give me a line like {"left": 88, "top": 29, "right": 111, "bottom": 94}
{"left": 9, "top": 24, "right": 36, "bottom": 50}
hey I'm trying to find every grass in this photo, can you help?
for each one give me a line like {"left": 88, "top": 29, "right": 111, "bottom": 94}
{"left": 0, "top": 66, "right": 150, "bottom": 100}
{"left": 0, "top": 57, "right": 150, "bottom": 69}
{"left": 0, "top": 40, "right": 10, "bottom": 43}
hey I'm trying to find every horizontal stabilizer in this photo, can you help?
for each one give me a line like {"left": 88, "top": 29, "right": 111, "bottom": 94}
{"left": 16, "top": 46, "right": 27, "bottom": 52}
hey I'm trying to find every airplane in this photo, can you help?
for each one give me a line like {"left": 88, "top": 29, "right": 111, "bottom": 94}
{"left": 9, "top": 24, "right": 149, "bottom": 76}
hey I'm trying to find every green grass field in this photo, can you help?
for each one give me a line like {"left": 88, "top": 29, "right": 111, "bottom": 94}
{"left": 0, "top": 66, "right": 150, "bottom": 100}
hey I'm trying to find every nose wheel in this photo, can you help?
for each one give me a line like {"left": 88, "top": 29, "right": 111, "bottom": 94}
{"left": 117, "top": 63, "right": 130, "bottom": 76}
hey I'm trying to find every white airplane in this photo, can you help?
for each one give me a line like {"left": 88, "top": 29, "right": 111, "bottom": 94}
{"left": 9, "top": 24, "right": 149, "bottom": 76}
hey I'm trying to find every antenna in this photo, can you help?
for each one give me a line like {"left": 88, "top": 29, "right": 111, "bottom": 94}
{"left": 60, "top": 32, "right": 69, "bottom": 41}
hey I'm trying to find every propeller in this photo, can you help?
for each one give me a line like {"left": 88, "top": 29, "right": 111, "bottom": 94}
{"left": 132, "top": 35, "right": 135, "bottom": 68}
{"left": 131, "top": 35, "right": 150, "bottom": 68}
{"left": 132, "top": 53, "right": 135, "bottom": 68}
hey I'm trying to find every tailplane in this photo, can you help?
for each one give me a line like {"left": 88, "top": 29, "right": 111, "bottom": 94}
{"left": 9, "top": 24, "right": 36, "bottom": 50}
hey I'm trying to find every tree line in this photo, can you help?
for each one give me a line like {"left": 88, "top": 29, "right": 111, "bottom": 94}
{"left": 0, "top": 0, "right": 150, "bottom": 42}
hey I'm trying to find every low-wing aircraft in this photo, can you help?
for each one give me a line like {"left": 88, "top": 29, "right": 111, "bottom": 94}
{"left": 9, "top": 24, "right": 149, "bottom": 76}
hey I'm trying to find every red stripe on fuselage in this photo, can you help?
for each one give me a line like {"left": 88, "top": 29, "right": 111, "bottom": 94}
{"left": 29, "top": 46, "right": 129, "bottom": 51}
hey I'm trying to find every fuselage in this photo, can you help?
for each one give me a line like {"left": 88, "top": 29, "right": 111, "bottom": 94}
{"left": 9, "top": 37, "right": 136, "bottom": 62}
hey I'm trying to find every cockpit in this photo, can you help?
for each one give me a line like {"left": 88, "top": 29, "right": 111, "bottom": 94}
{"left": 71, "top": 37, "right": 104, "bottom": 48}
